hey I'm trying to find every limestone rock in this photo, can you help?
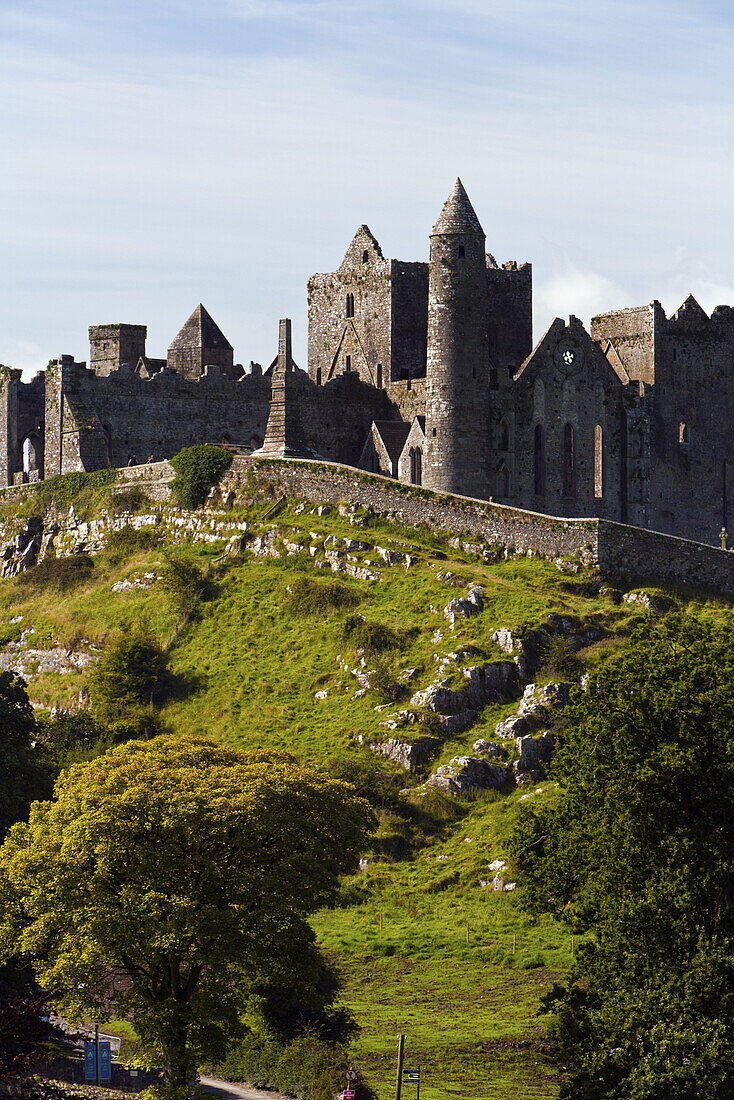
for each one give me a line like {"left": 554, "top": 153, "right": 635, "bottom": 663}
{"left": 424, "top": 755, "right": 509, "bottom": 797}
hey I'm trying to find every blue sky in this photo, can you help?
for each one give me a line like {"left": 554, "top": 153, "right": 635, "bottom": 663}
{"left": 2, "top": 0, "right": 734, "bottom": 374}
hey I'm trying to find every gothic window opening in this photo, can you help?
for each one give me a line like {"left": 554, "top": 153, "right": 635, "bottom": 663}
{"left": 533, "top": 425, "right": 545, "bottom": 495}
{"left": 22, "top": 436, "right": 39, "bottom": 474}
{"left": 345, "top": 355, "right": 352, "bottom": 373}
{"left": 376, "top": 363, "right": 383, "bottom": 388}
{"left": 499, "top": 420, "right": 509, "bottom": 452}
{"left": 679, "top": 422, "right": 689, "bottom": 444}
{"left": 316, "top": 367, "right": 322, "bottom": 386}
{"left": 409, "top": 447, "right": 422, "bottom": 485}
{"left": 563, "top": 423, "right": 576, "bottom": 496}
{"left": 362, "top": 250, "right": 369, "bottom": 263}
{"left": 594, "top": 424, "right": 603, "bottom": 498}
{"left": 457, "top": 244, "right": 465, "bottom": 258}
{"left": 345, "top": 293, "right": 355, "bottom": 318}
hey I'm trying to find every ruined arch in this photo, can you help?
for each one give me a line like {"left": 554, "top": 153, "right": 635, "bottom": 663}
{"left": 409, "top": 446, "right": 422, "bottom": 486}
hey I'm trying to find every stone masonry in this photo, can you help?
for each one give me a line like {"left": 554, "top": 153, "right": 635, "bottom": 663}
{"left": 2, "top": 179, "right": 734, "bottom": 549}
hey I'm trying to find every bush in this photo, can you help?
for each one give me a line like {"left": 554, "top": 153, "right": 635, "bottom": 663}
{"left": 343, "top": 615, "right": 403, "bottom": 654}
{"left": 34, "top": 469, "right": 116, "bottom": 510}
{"left": 210, "top": 1032, "right": 375, "bottom": 1100}
{"left": 89, "top": 628, "right": 167, "bottom": 720}
{"left": 283, "top": 577, "right": 362, "bottom": 616}
{"left": 540, "top": 633, "right": 584, "bottom": 679}
{"left": 103, "top": 525, "right": 161, "bottom": 565}
{"left": 16, "top": 554, "right": 94, "bottom": 593}
{"left": 107, "top": 486, "right": 152, "bottom": 515}
{"left": 368, "top": 659, "right": 403, "bottom": 703}
{"left": 170, "top": 445, "right": 232, "bottom": 509}
{"left": 160, "top": 557, "right": 209, "bottom": 617}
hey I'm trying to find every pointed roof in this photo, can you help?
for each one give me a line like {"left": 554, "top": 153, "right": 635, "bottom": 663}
{"left": 432, "top": 178, "right": 484, "bottom": 236}
{"left": 671, "top": 294, "right": 708, "bottom": 322}
{"left": 168, "top": 304, "right": 233, "bottom": 351}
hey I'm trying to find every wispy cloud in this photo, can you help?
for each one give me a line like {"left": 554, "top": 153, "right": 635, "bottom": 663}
{"left": 1, "top": 1, "right": 733, "bottom": 375}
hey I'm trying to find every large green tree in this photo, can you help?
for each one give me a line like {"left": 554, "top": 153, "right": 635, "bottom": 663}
{"left": 509, "top": 613, "right": 734, "bottom": 1100}
{"left": 0, "top": 735, "right": 375, "bottom": 1095}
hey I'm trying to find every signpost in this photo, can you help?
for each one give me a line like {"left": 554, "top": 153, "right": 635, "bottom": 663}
{"left": 341, "top": 1064, "right": 357, "bottom": 1100}
{"left": 403, "top": 1065, "right": 421, "bottom": 1100}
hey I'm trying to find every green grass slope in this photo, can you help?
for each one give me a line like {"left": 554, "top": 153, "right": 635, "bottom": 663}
{"left": 2, "top": 492, "right": 732, "bottom": 1099}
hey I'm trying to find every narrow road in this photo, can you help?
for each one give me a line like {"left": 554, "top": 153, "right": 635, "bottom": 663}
{"left": 199, "top": 1076, "right": 291, "bottom": 1100}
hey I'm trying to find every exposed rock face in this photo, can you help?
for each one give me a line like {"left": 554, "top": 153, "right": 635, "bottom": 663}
{"left": 514, "top": 730, "right": 555, "bottom": 779}
{"left": 444, "top": 585, "right": 485, "bottom": 627}
{"left": 472, "top": 738, "right": 501, "bottom": 757}
{"left": 369, "top": 736, "right": 439, "bottom": 770}
{"left": 1, "top": 518, "right": 45, "bottom": 577}
{"left": 0, "top": 645, "right": 96, "bottom": 678}
{"left": 425, "top": 755, "right": 509, "bottom": 796}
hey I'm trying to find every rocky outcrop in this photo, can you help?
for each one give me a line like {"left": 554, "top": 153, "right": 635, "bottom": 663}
{"left": 444, "top": 584, "right": 485, "bottom": 627}
{"left": 424, "top": 755, "right": 509, "bottom": 796}
{"left": 1, "top": 518, "right": 46, "bottom": 577}
{"left": 368, "top": 735, "right": 439, "bottom": 770}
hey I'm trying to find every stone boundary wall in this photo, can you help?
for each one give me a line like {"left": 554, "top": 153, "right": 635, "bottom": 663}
{"left": 597, "top": 520, "right": 734, "bottom": 596}
{"left": 232, "top": 456, "right": 600, "bottom": 560}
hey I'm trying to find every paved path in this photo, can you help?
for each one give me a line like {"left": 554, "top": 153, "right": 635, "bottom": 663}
{"left": 199, "top": 1076, "right": 291, "bottom": 1100}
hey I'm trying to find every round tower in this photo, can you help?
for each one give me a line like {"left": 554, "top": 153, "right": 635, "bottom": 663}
{"left": 424, "top": 178, "right": 490, "bottom": 498}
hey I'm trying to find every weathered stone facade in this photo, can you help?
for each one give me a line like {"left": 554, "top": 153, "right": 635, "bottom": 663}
{"left": 3, "top": 179, "right": 734, "bottom": 548}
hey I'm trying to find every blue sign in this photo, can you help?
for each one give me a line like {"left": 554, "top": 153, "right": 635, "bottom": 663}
{"left": 98, "top": 1042, "right": 112, "bottom": 1082}
{"left": 84, "top": 1042, "right": 96, "bottom": 1082}
{"left": 84, "top": 1039, "right": 112, "bottom": 1082}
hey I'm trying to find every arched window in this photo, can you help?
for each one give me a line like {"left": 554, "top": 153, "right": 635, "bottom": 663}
{"left": 376, "top": 363, "right": 383, "bottom": 388}
{"left": 345, "top": 354, "right": 351, "bottom": 373}
{"left": 499, "top": 420, "right": 510, "bottom": 451}
{"left": 679, "top": 422, "right": 688, "bottom": 444}
{"left": 457, "top": 244, "right": 465, "bottom": 258}
{"left": 22, "top": 436, "right": 39, "bottom": 473}
{"left": 533, "top": 424, "right": 545, "bottom": 495}
{"left": 410, "top": 447, "right": 422, "bottom": 485}
{"left": 594, "top": 424, "right": 603, "bottom": 498}
{"left": 563, "top": 423, "right": 575, "bottom": 496}
{"left": 345, "top": 293, "right": 354, "bottom": 318}
{"left": 362, "top": 250, "right": 369, "bottom": 263}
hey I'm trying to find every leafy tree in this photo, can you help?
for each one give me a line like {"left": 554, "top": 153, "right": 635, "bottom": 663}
{"left": 0, "top": 736, "right": 375, "bottom": 1096}
{"left": 160, "top": 556, "right": 209, "bottom": 618}
{"left": 0, "top": 671, "right": 49, "bottom": 839}
{"left": 170, "top": 445, "right": 232, "bottom": 509}
{"left": 509, "top": 613, "right": 734, "bottom": 1099}
{"left": 89, "top": 628, "right": 167, "bottom": 720}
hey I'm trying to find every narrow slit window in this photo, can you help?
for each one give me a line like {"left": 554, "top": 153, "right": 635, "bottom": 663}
{"left": 345, "top": 355, "right": 351, "bottom": 373}
{"left": 457, "top": 244, "right": 465, "bottom": 258}
{"left": 594, "top": 424, "right": 603, "bottom": 498}
{"left": 679, "top": 422, "right": 688, "bottom": 444}
{"left": 533, "top": 424, "right": 545, "bottom": 495}
{"left": 563, "top": 423, "right": 575, "bottom": 496}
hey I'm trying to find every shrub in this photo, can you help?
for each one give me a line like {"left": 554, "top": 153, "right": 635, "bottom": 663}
{"left": 16, "top": 554, "right": 94, "bottom": 594}
{"left": 343, "top": 616, "right": 403, "bottom": 654}
{"left": 103, "top": 525, "right": 161, "bottom": 565}
{"left": 89, "top": 628, "right": 167, "bottom": 720}
{"left": 107, "top": 486, "right": 151, "bottom": 515}
{"left": 159, "top": 556, "right": 209, "bottom": 617}
{"left": 170, "top": 445, "right": 232, "bottom": 509}
{"left": 368, "top": 659, "right": 403, "bottom": 703}
{"left": 34, "top": 469, "right": 115, "bottom": 510}
{"left": 210, "top": 1032, "right": 375, "bottom": 1100}
{"left": 283, "top": 577, "right": 362, "bottom": 616}
{"left": 539, "top": 633, "right": 584, "bottom": 679}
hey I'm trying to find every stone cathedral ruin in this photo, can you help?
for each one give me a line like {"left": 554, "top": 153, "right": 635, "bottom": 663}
{"left": 2, "top": 178, "right": 733, "bottom": 547}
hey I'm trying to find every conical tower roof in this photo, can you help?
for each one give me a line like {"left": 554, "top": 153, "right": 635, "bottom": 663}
{"left": 432, "top": 178, "right": 484, "bottom": 236}
{"left": 168, "top": 304, "right": 233, "bottom": 351}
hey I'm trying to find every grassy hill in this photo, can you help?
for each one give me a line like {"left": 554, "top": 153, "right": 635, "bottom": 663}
{"left": 2, "top": 487, "right": 730, "bottom": 1100}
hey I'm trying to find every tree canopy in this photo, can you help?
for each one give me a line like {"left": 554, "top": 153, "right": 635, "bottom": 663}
{"left": 0, "top": 735, "right": 375, "bottom": 1094}
{"left": 509, "top": 613, "right": 734, "bottom": 1099}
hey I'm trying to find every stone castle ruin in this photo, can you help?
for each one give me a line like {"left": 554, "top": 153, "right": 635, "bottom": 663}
{"left": 2, "top": 179, "right": 734, "bottom": 547}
